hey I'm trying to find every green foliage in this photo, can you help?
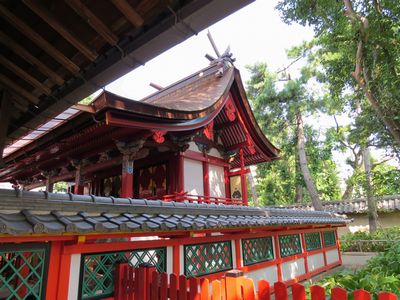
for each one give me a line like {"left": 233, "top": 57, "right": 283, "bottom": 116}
{"left": 53, "top": 181, "right": 68, "bottom": 193}
{"left": 340, "top": 227, "right": 400, "bottom": 252}
{"left": 246, "top": 63, "right": 341, "bottom": 205}
{"left": 314, "top": 243, "right": 400, "bottom": 297}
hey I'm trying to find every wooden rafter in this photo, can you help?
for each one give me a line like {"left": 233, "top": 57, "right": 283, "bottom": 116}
{"left": 0, "top": 55, "right": 51, "bottom": 96}
{"left": 65, "top": 0, "right": 119, "bottom": 46}
{"left": 0, "top": 91, "right": 11, "bottom": 167}
{"left": 23, "top": 0, "right": 98, "bottom": 62}
{"left": 0, "top": 74, "right": 39, "bottom": 105}
{"left": 111, "top": 0, "right": 144, "bottom": 28}
{"left": 0, "top": 31, "right": 64, "bottom": 86}
{"left": 0, "top": 3, "right": 80, "bottom": 74}
{"left": 12, "top": 95, "right": 30, "bottom": 112}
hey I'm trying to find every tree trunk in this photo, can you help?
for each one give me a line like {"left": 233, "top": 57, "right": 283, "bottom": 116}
{"left": 296, "top": 111, "right": 324, "bottom": 211}
{"left": 341, "top": 181, "right": 354, "bottom": 201}
{"left": 363, "top": 147, "right": 378, "bottom": 232}
{"left": 247, "top": 172, "right": 259, "bottom": 207}
{"left": 295, "top": 184, "right": 303, "bottom": 203}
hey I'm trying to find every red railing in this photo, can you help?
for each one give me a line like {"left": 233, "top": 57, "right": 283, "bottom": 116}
{"left": 160, "top": 192, "right": 244, "bottom": 206}
{"left": 114, "top": 264, "right": 398, "bottom": 300}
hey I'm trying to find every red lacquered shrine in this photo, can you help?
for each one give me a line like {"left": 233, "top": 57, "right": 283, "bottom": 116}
{"left": 0, "top": 58, "right": 347, "bottom": 300}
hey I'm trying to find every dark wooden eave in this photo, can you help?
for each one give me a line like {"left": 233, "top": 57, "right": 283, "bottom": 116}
{"left": 0, "top": 0, "right": 255, "bottom": 159}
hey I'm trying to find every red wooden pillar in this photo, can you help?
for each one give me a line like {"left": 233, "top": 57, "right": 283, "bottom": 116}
{"left": 177, "top": 152, "right": 184, "bottom": 193}
{"left": 335, "top": 229, "right": 343, "bottom": 265}
{"left": 56, "top": 250, "right": 72, "bottom": 300}
{"left": 46, "top": 241, "right": 62, "bottom": 300}
{"left": 121, "top": 154, "right": 134, "bottom": 198}
{"left": 224, "top": 166, "right": 230, "bottom": 198}
{"left": 173, "top": 245, "right": 180, "bottom": 274}
{"left": 239, "top": 148, "right": 248, "bottom": 206}
{"left": 203, "top": 159, "right": 210, "bottom": 202}
{"left": 321, "top": 230, "right": 328, "bottom": 267}
{"left": 300, "top": 233, "right": 310, "bottom": 278}
{"left": 74, "top": 164, "right": 84, "bottom": 195}
{"left": 274, "top": 235, "right": 283, "bottom": 282}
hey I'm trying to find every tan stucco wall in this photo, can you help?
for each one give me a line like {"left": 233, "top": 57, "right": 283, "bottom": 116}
{"left": 338, "top": 211, "right": 400, "bottom": 236}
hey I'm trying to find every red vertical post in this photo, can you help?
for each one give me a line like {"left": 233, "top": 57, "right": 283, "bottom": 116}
{"left": 56, "top": 252, "right": 71, "bottom": 300}
{"left": 200, "top": 278, "right": 210, "bottom": 300}
{"left": 177, "top": 153, "right": 185, "bottom": 193}
{"left": 310, "top": 285, "right": 326, "bottom": 300}
{"left": 274, "top": 235, "right": 283, "bottom": 282}
{"left": 45, "top": 241, "right": 62, "bottom": 300}
{"left": 321, "top": 230, "right": 328, "bottom": 266}
{"left": 354, "top": 290, "right": 372, "bottom": 300}
{"left": 203, "top": 159, "right": 210, "bottom": 202}
{"left": 242, "top": 277, "right": 256, "bottom": 300}
{"left": 332, "top": 287, "right": 348, "bottom": 300}
{"left": 258, "top": 280, "right": 270, "bottom": 300}
{"left": 160, "top": 272, "right": 169, "bottom": 300}
{"left": 74, "top": 164, "right": 84, "bottom": 194}
{"left": 225, "top": 270, "right": 244, "bottom": 300}
{"left": 292, "top": 283, "right": 306, "bottom": 300}
{"left": 224, "top": 167, "right": 231, "bottom": 199}
{"left": 300, "top": 233, "right": 309, "bottom": 278}
{"left": 335, "top": 229, "right": 342, "bottom": 265}
{"left": 121, "top": 155, "right": 134, "bottom": 198}
{"left": 274, "top": 282, "right": 288, "bottom": 300}
{"left": 173, "top": 245, "right": 180, "bottom": 274}
{"left": 239, "top": 148, "right": 248, "bottom": 206}
{"left": 170, "top": 273, "right": 178, "bottom": 300}
{"left": 378, "top": 292, "right": 398, "bottom": 300}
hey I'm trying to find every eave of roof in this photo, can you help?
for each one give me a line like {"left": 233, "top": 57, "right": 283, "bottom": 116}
{"left": 0, "top": 189, "right": 348, "bottom": 236}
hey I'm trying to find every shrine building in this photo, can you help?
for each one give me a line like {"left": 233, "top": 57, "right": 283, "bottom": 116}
{"left": 0, "top": 58, "right": 347, "bottom": 299}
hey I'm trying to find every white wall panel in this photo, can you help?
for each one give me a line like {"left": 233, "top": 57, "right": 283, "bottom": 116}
{"left": 326, "top": 249, "right": 340, "bottom": 265}
{"left": 188, "top": 141, "right": 201, "bottom": 152}
{"left": 281, "top": 258, "right": 305, "bottom": 281}
{"left": 307, "top": 253, "right": 325, "bottom": 271}
{"left": 184, "top": 158, "right": 203, "bottom": 195}
{"left": 208, "top": 147, "right": 222, "bottom": 158}
{"left": 209, "top": 164, "right": 225, "bottom": 198}
{"left": 246, "top": 266, "right": 278, "bottom": 289}
{"left": 68, "top": 254, "right": 81, "bottom": 300}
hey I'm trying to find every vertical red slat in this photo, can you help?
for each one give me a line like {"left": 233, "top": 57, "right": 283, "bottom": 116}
{"left": 114, "top": 264, "right": 124, "bottom": 300}
{"left": 134, "top": 267, "right": 140, "bottom": 300}
{"left": 146, "top": 266, "right": 157, "bottom": 300}
{"left": 310, "top": 285, "right": 326, "bottom": 300}
{"left": 378, "top": 292, "right": 398, "bottom": 300}
{"left": 160, "top": 272, "right": 169, "bottom": 300}
{"left": 242, "top": 277, "right": 256, "bottom": 300}
{"left": 179, "top": 275, "right": 188, "bottom": 300}
{"left": 189, "top": 277, "right": 200, "bottom": 300}
{"left": 354, "top": 289, "right": 372, "bottom": 300}
{"left": 151, "top": 271, "right": 159, "bottom": 300}
{"left": 212, "top": 280, "right": 222, "bottom": 300}
{"left": 170, "top": 273, "right": 178, "bottom": 300}
{"left": 332, "top": 287, "right": 348, "bottom": 300}
{"left": 128, "top": 265, "right": 134, "bottom": 300}
{"left": 292, "top": 283, "right": 306, "bottom": 300}
{"left": 200, "top": 278, "right": 209, "bottom": 300}
{"left": 274, "top": 282, "right": 288, "bottom": 300}
{"left": 257, "top": 279, "right": 270, "bottom": 300}
{"left": 136, "top": 267, "right": 146, "bottom": 300}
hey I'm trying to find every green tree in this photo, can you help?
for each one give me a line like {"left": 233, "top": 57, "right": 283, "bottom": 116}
{"left": 247, "top": 63, "right": 341, "bottom": 207}
{"left": 276, "top": 0, "right": 400, "bottom": 152}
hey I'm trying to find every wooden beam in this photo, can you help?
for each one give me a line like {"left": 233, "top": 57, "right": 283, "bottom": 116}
{"left": 111, "top": 0, "right": 144, "bottom": 28}
{"left": 0, "top": 3, "right": 80, "bottom": 74}
{"left": 0, "top": 74, "right": 40, "bottom": 105}
{"left": 0, "top": 55, "right": 51, "bottom": 95}
{"left": 65, "top": 0, "right": 119, "bottom": 46}
{"left": 0, "top": 31, "right": 64, "bottom": 86}
{"left": 11, "top": 94, "right": 30, "bottom": 112}
{"left": 0, "top": 91, "right": 11, "bottom": 167}
{"left": 23, "top": 0, "right": 98, "bottom": 62}
{"left": 72, "top": 104, "right": 95, "bottom": 113}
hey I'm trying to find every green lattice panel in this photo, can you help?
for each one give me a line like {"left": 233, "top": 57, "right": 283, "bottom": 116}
{"left": 81, "top": 247, "right": 166, "bottom": 300}
{"left": 304, "top": 232, "right": 322, "bottom": 251}
{"left": 0, "top": 247, "right": 47, "bottom": 300}
{"left": 242, "top": 236, "right": 274, "bottom": 266}
{"left": 323, "top": 231, "right": 336, "bottom": 247}
{"left": 278, "top": 234, "right": 302, "bottom": 258}
{"left": 184, "top": 241, "right": 232, "bottom": 277}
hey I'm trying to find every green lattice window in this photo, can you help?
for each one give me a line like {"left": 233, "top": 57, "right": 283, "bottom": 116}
{"left": 323, "top": 231, "right": 336, "bottom": 247}
{"left": 0, "top": 244, "right": 49, "bottom": 300}
{"left": 304, "top": 232, "right": 322, "bottom": 251}
{"left": 184, "top": 241, "right": 232, "bottom": 277}
{"left": 242, "top": 236, "right": 274, "bottom": 266}
{"left": 80, "top": 247, "right": 166, "bottom": 300}
{"left": 278, "top": 234, "right": 302, "bottom": 258}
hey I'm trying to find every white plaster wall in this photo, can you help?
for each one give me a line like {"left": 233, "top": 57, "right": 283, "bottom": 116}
{"left": 209, "top": 164, "right": 225, "bottom": 198}
{"left": 246, "top": 266, "right": 278, "bottom": 289}
{"left": 184, "top": 158, "right": 204, "bottom": 195}
{"left": 208, "top": 148, "right": 222, "bottom": 158}
{"left": 326, "top": 249, "right": 340, "bottom": 265}
{"left": 188, "top": 141, "right": 201, "bottom": 152}
{"left": 281, "top": 258, "right": 305, "bottom": 282}
{"left": 231, "top": 240, "right": 237, "bottom": 268}
{"left": 68, "top": 254, "right": 81, "bottom": 300}
{"left": 179, "top": 245, "right": 184, "bottom": 274}
{"left": 167, "top": 246, "right": 173, "bottom": 274}
{"left": 307, "top": 253, "right": 325, "bottom": 271}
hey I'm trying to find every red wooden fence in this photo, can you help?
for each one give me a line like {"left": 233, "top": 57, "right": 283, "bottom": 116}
{"left": 114, "top": 264, "right": 398, "bottom": 300}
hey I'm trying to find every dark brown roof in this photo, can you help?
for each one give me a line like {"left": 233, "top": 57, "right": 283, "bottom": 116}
{"left": 1, "top": 0, "right": 254, "bottom": 156}
{"left": 0, "top": 189, "right": 348, "bottom": 236}
{"left": 274, "top": 195, "right": 400, "bottom": 214}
